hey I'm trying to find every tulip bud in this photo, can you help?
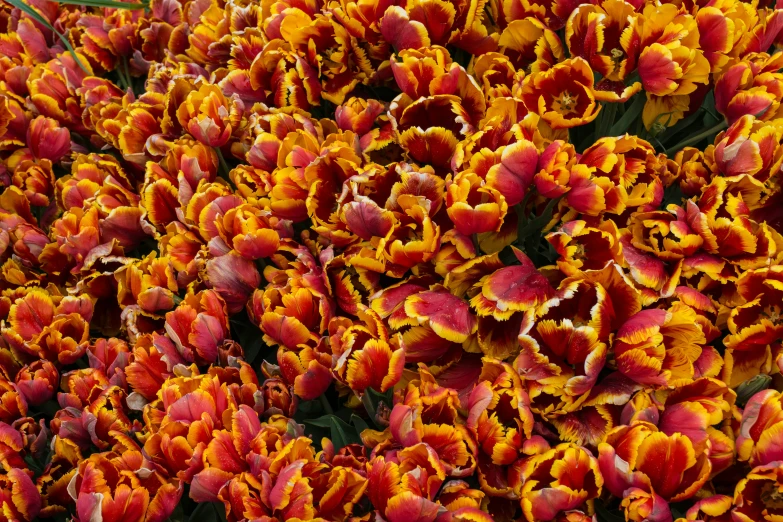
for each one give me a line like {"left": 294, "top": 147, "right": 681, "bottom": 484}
{"left": 15, "top": 360, "right": 59, "bottom": 406}
{"left": 255, "top": 378, "right": 297, "bottom": 417}
{"left": 736, "top": 374, "right": 772, "bottom": 406}
{"left": 12, "top": 416, "right": 49, "bottom": 458}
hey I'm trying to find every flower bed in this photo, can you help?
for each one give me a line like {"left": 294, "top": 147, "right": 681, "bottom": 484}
{"left": 1, "top": 0, "right": 783, "bottom": 521}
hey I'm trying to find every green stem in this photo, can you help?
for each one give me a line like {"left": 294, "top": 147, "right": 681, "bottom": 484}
{"left": 516, "top": 203, "right": 525, "bottom": 243}
{"left": 6, "top": 0, "right": 90, "bottom": 73}
{"left": 257, "top": 257, "right": 268, "bottom": 273}
{"left": 319, "top": 394, "right": 333, "bottom": 414}
{"left": 664, "top": 120, "right": 728, "bottom": 157}
{"left": 361, "top": 392, "right": 376, "bottom": 425}
{"left": 115, "top": 59, "right": 129, "bottom": 91}
{"left": 215, "top": 146, "right": 231, "bottom": 178}
{"left": 519, "top": 190, "right": 534, "bottom": 220}
{"left": 471, "top": 233, "right": 481, "bottom": 255}
{"left": 121, "top": 57, "right": 133, "bottom": 93}
{"left": 595, "top": 101, "right": 618, "bottom": 140}
{"left": 53, "top": 0, "right": 148, "bottom": 9}
{"left": 515, "top": 190, "right": 535, "bottom": 246}
{"left": 70, "top": 131, "right": 96, "bottom": 153}
{"left": 608, "top": 93, "right": 645, "bottom": 136}
{"left": 484, "top": 4, "right": 495, "bottom": 26}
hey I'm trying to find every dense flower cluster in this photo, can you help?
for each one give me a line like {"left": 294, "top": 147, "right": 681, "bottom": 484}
{"left": 2, "top": 0, "right": 783, "bottom": 520}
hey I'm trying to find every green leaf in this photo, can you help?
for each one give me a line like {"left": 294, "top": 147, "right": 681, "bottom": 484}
{"left": 658, "top": 91, "right": 721, "bottom": 150}
{"left": 166, "top": 503, "right": 186, "bottom": 522}
{"left": 595, "top": 501, "right": 626, "bottom": 522}
{"left": 329, "top": 415, "right": 352, "bottom": 450}
{"left": 304, "top": 415, "right": 336, "bottom": 428}
{"left": 350, "top": 414, "right": 370, "bottom": 434}
{"left": 451, "top": 47, "right": 471, "bottom": 69}
{"left": 517, "top": 196, "right": 561, "bottom": 245}
{"left": 661, "top": 183, "right": 684, "bottom": 210}
{"left": 658, "top": 109, "right": 707, "bottom": 147}
{"left": 701, "top": 90, "right": 721, "bottom": 126}
{"left": 23, "top": 455, "right": 43, "bottom": 476}
{"left": 187, "top": 501, "right": 210, "bottom": 522}
{"left": 664, "top": 119, "right": 728, "bottom": 157}
{"left": 304, "top": 414, "right": 360, "bottom": 450}
{"left": 608, "top": 93, "right": 646, "bottom": 136}
{"left": 498, "top": 244, "right": 519, "bottom": 266}
{"left": 30, "top": 399, "right": 61, "bottom": 419}
{"left": 6, "top": 0, "right": 90, "bottom": 73}
{"left": 51, "top": 0, "right": 147, "bottom": 9}
{"left": 241, "top": 332, "right": 264, "bottom": 364}
{"left": 365, "top": 387, "right": 393, "bottom": 408}
{"left": 229, "top": 313, "right": 266, "bottom": 364}
{"left": 670, "top": 501, "right": 691, "bottom": 520}
{"left": 594, "top": 101, "right": 619, "bottom": 141}
{"left": 524, "top": 232, "right": 559, "bottom": 268}
{"left": 187, "top": 502, "right": 225, "bottom": 522}
{"left": 361, "top": 387, "right": 393, "bottom": 429}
